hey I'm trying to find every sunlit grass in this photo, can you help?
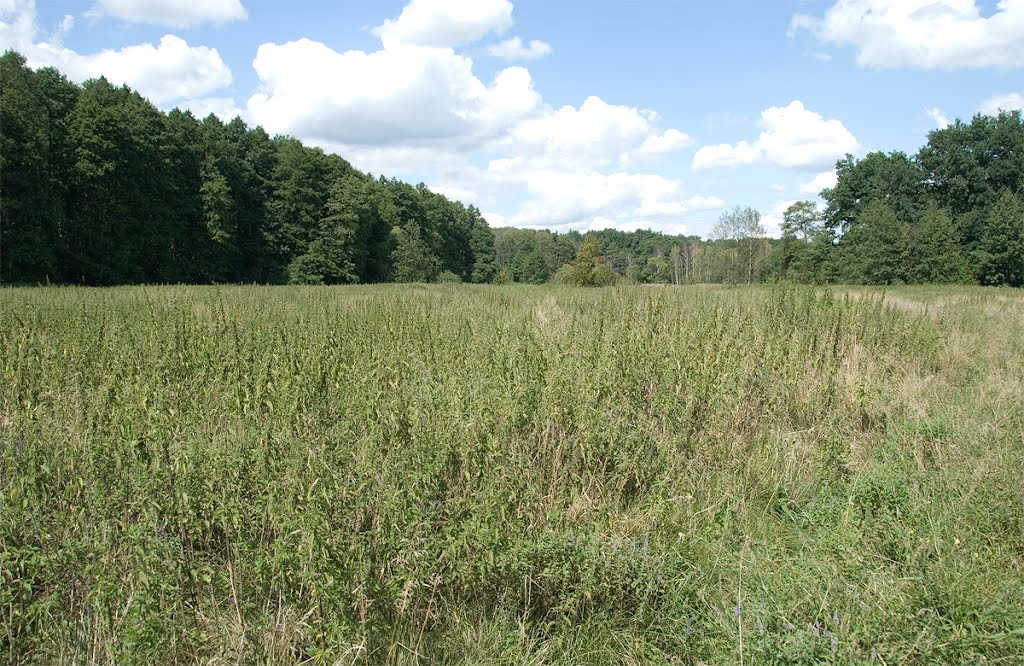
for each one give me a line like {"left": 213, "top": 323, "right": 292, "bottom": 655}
{"left": 2, "top": 284, "right": 1022, "bottom": 664}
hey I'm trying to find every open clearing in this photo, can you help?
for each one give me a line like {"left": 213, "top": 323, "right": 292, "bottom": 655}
{"left": 2, "top": 284, "right": 1022, "bottom": 664}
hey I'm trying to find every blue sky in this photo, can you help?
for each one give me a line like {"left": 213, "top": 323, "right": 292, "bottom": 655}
{"left": 3, "top": 0, "right": 1023, "bottom": 237}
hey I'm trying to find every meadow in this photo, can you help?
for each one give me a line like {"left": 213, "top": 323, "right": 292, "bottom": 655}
{"left": 1, "top": 284, "right": 1022, "bottom": 664}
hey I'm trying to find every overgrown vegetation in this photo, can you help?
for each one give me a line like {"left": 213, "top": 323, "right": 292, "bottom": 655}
{"left": 3, "top": 284, "right": 1022, "bottom": 663}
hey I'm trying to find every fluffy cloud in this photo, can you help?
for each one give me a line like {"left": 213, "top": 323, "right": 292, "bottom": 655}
{"left": 760, "top": 200, "right": 800, "bottom": 238}
{"left": 41, "top": 35, "right": 232, "bottom": 104}
{"left": 247, "top": 39, "right": 541, "bottom": 147}
{"left": 620, "top": 129, "right": 694, "bottom": 166}
{"left": 799, "top": 170, "right": 838, "bottom": 195}
{"left": 246, "top": 3, "right": 705, "bottom": 235}
{"left": 493, "top": 96, "right": 688, "bottom": 170}
{"left": 88, "top": 0, "right": 247, "bottom": 28}
{"left": 486, "top": 37, "right": 551, "bottom": 60}
{"left": 927, "top": 107, "right": 951, "bottom": 128}
{"left": 691, "top": 141, "right": 760, "bottom": 170}
{"left": 978, "top": 92, "right": 1024, "bottom": 114}
{"left": 178, "top": 96, "right": 245, "bottom": 121}
{"left": 0, "top": 1, "right": 34, "bottom": 51}
{"left": 1, "top": 1, "right": 233, "bottom": 105}
{"left": 243, "top": 0, "right": 712, "bottom": 235}
{"left": 790, "top": 0, "right": 1024, "bottom": 69}
{"left": 693, "top": 101, "right": 858, "bottom": 172}
{"left": 374, "top": 0, "right": 513, "bottom": 48}
{"left": 486, "top": 165, "right": 722, "bottom": 232}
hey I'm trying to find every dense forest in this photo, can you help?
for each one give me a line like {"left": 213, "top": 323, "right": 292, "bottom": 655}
{"left": 2, "top": 50, "right": 1022, "bottom": 287}
{"left": 784, "top": 109, "right": 1024, "bottom": 287}
{"left": 0, "top": 51, "right": 497, "bottom": 286}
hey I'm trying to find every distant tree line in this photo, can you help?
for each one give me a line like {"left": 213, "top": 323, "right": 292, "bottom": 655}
{"left": 778, "top": 110, "right": 1024, "bottom": 287}
{"left": 496, "top": 111, "right": 1024, "bottom": 288}
{"left": 0, "top": 51, "right": 496, "bottom": 285}
{"left": 3, "top": 51, "right": 1021, "bottom": 287}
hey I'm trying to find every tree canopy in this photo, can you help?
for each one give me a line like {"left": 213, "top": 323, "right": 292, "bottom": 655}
{"left": 0, "top": 51, "right": 496, "bottom": 286}
{"left": 3, "top": 51, "right": 1021, "bottom": 288}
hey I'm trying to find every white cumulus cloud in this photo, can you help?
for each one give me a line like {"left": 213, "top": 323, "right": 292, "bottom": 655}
{"left": 88, "top": 0, "right": 247, "bottom": 28}
{"left": 927, "top": 107, "right": 951, "bottom": 128}
{"left": 486, "top": 36, "right": 551, "bottom": 60}
{"left": 790, "top": 0, "right": 1024, "bottom": 69}
{"left": 41, "top": 35, "right": 232, "bottom": 104}
{"left": 978, "top": 92, "right": 1024, "bottom": 114}
{"left": 242, "top": 0, "right": 714, "bottom": 236}
{"left": 494, "top": 96, "right": 691, "bottom": 171}
{"left": 0, "top": 2, "right": 232, "bottom": 105}
{"left": 693, "top": 101, "right": 859, "bottom": 172}
{"left": 373, "top": 0, "right": 513, "bottom": 48}
{"left": 178, "top": 96, "right": 245, "bottom": 122}
{"left": 761, "top": 199, "right": 801, "bottom": 238}
{"left": 799, "top": 170, "right": 838, "bottom": 195}
{"left": 487, "top": 165, "right": 722, "bottom": 232}
{"left": 247, "top": 39, "right": 541, "bottom": 147}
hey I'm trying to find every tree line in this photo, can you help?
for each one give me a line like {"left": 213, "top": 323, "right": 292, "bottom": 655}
{"left": 496, "top": 111, "right": 1024, "bottom": 288}
{"left": 3, "top": 50, "right": 1021, "bottom": 287}
{"left": 779, "top": 110, "right": 1024, "bottom": 287}
{"left": 0, "top": 51, "right": 497, "bottom": 286}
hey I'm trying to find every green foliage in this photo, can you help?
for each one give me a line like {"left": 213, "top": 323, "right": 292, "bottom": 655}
{"left": 391, "top": 221, "right": 440, "bottom": 282}
{"left": 821, "top": 111, "right": 1024, "bottom": 285}
{"left": 976, "top": 190, "right": 1024, "bottom": 286}
{"left": 910, "top": 205, "right": 972, "bottom": 284}
{"left": 468, "top": 209, "right": 498, "bottom": 283}
{"left": 0, "top": 52, "right": 73, "bottom": 283}
{"left": 560, "top": 238, "right": 618, "bottom": 286}
{"left": 840, "top": 201, "right": 909, "bottom": 284}
{"left": 918, "top": 111, "right": 1024, "bottom": 242}
{"left": 710, "top": 206, "right": 768, "bottom": 284}
{"left": 1, "top": 284, "right": 1023, "bottom": 662}
{"left": 824, "top": 151, "right": 927, "bottom": 233}
{"left": 779, "top": 201, "right": 830, "bottom": 283}
{"left": 0, "top": 51, "right": 485, "bottom": 287}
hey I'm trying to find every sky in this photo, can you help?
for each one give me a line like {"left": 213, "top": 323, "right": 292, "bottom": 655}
{"left": 2, "top": 1, "right": 1023, "bottom": 238}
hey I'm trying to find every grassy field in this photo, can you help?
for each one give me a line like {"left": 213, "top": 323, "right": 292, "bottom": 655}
{"left": 1, "top": 284, "right": 1022, "bottom": 664}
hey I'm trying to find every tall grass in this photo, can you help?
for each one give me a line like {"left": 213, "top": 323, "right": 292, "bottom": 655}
{"left": 1, "top": 284, "right": 1022, "bottom": 664}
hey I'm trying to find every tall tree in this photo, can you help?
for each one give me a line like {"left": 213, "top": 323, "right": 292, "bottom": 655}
{"left": 0, "top": 52, "right": 76, "bottom": 283}
{"left": 0, "top": 51, "right": 495, "bottom": 287}
{"left": 468, "top": 207, "right": 498, "bottom": 283}
{"left": 823, "top": 151, "right": 927, "bottom": 233}
{"left": 918, "top": 111, "right": 1024, "bottom": 247}
{"left": 910, "top": 205, "right": 971, "bottom": 284}
{"left": 976, "top": 190, "right": 1024, "bottom": 287}
{"left": 561, "top": 238, "right": 617, "bottom": 286}
{"left": 840, "top": 200, "right": 908, "bottom": 284}
{"left": 268, "top": 137, "right": 331, "bottom": 271}
{"left": 778, "top": 200, "right": 825, "bottom": 283}
{"left": 391, "top": 220, "right": 440, "bottom": 282}
{"left": 711, "top": 206, "right": 766, "bottom": 284}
